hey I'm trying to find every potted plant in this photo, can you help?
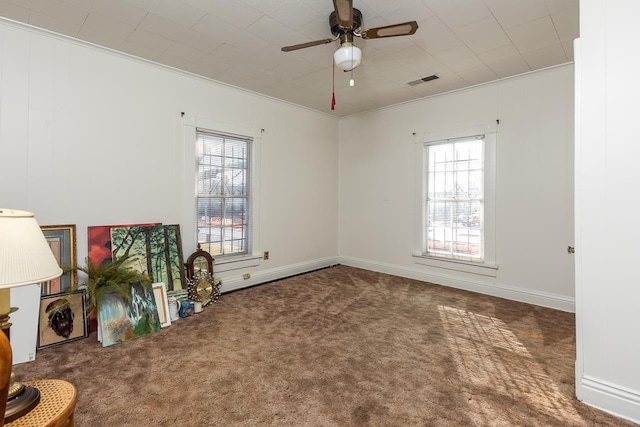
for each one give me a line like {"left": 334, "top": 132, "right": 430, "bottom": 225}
{"left": 67, "top": 255, "right": 151, "bottom": 315}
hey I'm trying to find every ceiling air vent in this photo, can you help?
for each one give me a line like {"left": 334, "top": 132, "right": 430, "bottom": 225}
{"left": 407, "top": 74, "right": 439, "bottom": 86}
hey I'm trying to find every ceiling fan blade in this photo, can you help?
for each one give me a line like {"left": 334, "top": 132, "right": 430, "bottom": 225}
{"left": 333, "top": 0, "right": 353, "bottom": 28}
{"left": 361, "top": 21, "right": 419, "bottom": 39}
{"left": 281, "top": 38, "right": 335, "bottom": 52}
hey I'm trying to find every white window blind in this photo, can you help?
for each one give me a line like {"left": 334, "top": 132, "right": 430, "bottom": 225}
{"left": 196, "top": 128, "right": 252, "bottom": 257}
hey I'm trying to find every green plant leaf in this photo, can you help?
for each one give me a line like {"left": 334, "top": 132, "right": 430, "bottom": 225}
{"left": 66, "top": 254, "right": 152, "bottom": 315}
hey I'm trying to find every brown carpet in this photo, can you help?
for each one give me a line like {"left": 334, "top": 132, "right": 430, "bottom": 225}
{"left": 13, "top": 265, "right": 636, "bottom": 426}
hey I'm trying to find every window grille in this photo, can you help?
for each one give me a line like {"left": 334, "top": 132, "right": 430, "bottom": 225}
{"left": 425, "top": 136, "right": 484, "bottom": 261}
{"left": 196, "top": 128, "right": 252, "bottom": 257}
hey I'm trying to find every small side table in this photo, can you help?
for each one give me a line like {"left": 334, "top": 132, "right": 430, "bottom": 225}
{"left": 5, "top": 380, "right": 77, "bottom": 427}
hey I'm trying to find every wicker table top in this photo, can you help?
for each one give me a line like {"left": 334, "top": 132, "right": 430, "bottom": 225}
{"left": 5, "top": 379, "right": 77, "bottom": 427}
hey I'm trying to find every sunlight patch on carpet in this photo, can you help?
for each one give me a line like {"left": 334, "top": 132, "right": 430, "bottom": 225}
{"left": 438, "top": 305, "right": 584, "bottom": 425}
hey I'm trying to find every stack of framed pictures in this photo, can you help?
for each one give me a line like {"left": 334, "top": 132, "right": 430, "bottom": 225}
{"left": 38, "top": 225, "right": 89, "bottom": 350}
{"left": 87, "top": 223, "right": 187, "bottom": 345}
{"left": 34, "top": 222, "right": 187, "bottom": 349}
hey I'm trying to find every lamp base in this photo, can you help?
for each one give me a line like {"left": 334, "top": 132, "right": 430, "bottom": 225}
{"left": 4, "top": 385, "right": 40, "bottom": 423}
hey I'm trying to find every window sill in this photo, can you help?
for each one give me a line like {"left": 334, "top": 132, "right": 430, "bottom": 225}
{"left": 413, "top": 254, "right": 498, "bottom": 277}
{"left": 214, "top": 254, "right": 262, "bottom": 273}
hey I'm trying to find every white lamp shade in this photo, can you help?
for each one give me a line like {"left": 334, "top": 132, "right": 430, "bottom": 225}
{"left": 0, "top": 209, "right": 62, "bottom": 288}
{"left": 334, "top": 44, "right": 362, "bottom": 71}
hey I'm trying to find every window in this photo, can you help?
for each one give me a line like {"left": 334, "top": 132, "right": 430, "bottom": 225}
{"left": 415, "top": 124, "right": 497, "bottom": 276}
{"left": 196, "top": 128, "right": 251, "bottom": 258}
{"left": 425, "top": 137, "right": 484, "bottom": 261}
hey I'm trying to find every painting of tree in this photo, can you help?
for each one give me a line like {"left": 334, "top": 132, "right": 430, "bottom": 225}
{"left": 110, "top": 225, "right": 186, "bottom": 291}
{"left": 163, "top": 225, "right": 186, "bottom": 291}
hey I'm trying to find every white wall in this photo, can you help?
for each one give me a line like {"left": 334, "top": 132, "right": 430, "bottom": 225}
{"left": 0, "top": 19, "right": 339, "bottom": 317}
{"left": 338, "top": 65, "right": 575, "bottom": 311}
{"left": 575, "top": 0, "right": 640, "bottom": 423}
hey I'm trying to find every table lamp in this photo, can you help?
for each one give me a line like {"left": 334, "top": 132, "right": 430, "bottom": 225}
{"left": 0, "top": 209, "right": 62, "bottom": 425}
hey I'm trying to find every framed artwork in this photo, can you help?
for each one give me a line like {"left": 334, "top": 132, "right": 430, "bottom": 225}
{"left": 110, "top": 225, "right": 186, "bottom": 291}
{"left": 86, "top": 222, "right": 161, "bottom": 333}
{"left": 97, "top": 281, "right": 162, "bottom": 347}
{"left": 152, "top": 282, "right": 171, "bottom": 328}
{"left": 40, "top": 225, "right": 77, "bottom": 296}
{"left": 37, "top": 290, "right": 88, "bottom": 349}
{"left": 88, "top": 223, "right": 161, "bottom": 267}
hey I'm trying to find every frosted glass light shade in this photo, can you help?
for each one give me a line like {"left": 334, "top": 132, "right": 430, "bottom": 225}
{"left": 334, "top": 43, "right": 362, "bottom": 71}
{"left": 0, "top": 209, "right": 62, "bottom": 288}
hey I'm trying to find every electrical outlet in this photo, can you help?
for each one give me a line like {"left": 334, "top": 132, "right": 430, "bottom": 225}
{"left": 263, "top": 251, "right": 269, "bottom": 260}
{"left": 243, "top": 273, "right": 251, "bottom": 280}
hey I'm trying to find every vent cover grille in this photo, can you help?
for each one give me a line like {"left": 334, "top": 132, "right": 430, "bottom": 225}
{"left": 408, "top": 74, "right": 439, "bottom": 86}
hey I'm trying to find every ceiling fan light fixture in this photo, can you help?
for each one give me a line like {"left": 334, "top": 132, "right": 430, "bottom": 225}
{"left": 334, "top": 43, "right": 362, "bottom": 71}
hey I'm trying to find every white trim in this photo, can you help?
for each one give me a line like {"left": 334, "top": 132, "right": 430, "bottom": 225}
{"left": 183, "top": 115, "right": 262, "bottom": 141}
{"left": 578, "top": 376, "right": 640, "bottom": 425}
{"left": 413, "top": 254, "right": 498, "bottom": 277}
{"left": 574, "top": 36, "right": 585, "bottom": 402}
{"left": 188, "top": 122, "right": 262, "bottom": 262}
{"left": 419, "top": 122, "right": 497, "bottom": 145}
{"left": 219, "top": 257, "right": 339, "bottom": 293}
{"left": 415, "top": 125, "right": 497, "bottom": 271}
{"left": 0, "top": 17, "right": 338, "bottom": 119}
{"left": 339, "top": 256, "right": 575, "bottom": 312}
{"left": 342, "top": 63, "right": 575, "bottom": 119}
{"left": 214, "top": 255, "right": 262, "bottom": 273}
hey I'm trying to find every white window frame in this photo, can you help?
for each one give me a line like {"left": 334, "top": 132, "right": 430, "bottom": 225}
{"left": 414, "top": 123, "right": 498, "bottom": 277}
{"left": 196, "top": 128, "right": 252, "bottom": 258}
{"left": 182, "top": 116, "right": 262, "bottom": 273}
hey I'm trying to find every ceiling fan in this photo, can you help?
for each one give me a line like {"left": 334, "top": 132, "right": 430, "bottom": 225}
{"left": 281, "top": 0, "right": 419, "bottom": 71}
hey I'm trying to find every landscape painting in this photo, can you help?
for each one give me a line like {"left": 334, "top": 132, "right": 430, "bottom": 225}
{"left": 97, "top": 281, "right": 162, "bottom": 347}
{"left": 87, "top": 222, "right": 182, "bottom": 333}
{"left": 88, "top": 222, "right": 161, "bottom": 266}
{"left": 110, "top": 225, "right": 186, "bottom": 291}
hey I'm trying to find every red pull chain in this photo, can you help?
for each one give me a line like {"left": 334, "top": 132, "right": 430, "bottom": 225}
{"left": 331, "top": 57, "right": 336, "bottom": 110}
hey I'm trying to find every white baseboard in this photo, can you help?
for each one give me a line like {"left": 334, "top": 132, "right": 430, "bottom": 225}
{"left": 578, "top": 375, "right": 640, "bottom": 424}
{"left": 219, "top": 256, "right": 339, "bottom": 293}
{"left": 217, "top": 255, "right": 575, "bottom": 312}
{"left": 338, "top": 256, "right": 575, "bottom": 312}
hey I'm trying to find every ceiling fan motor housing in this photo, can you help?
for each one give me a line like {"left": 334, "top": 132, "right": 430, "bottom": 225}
{"left": 330, "top": 8, "right": 363, "bottom": 35}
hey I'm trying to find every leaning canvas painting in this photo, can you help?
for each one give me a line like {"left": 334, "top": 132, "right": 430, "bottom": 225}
{"left": 110, "top": 225, "right": 186, "bottom": 291}
{"left": 97, "top": 282, "right": 162, "bottom": 347}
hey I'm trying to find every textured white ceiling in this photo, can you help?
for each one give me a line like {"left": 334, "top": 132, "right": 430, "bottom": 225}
{"left": 0, "top": 0, "right": 578, "bottom": 116}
